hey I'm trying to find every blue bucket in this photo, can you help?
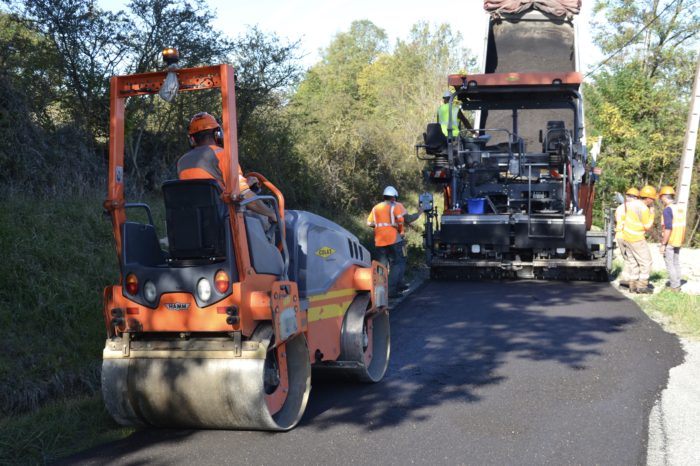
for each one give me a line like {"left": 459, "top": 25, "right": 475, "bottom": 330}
{"left": 467, "top": 198, "right": 486, "bottom": 214}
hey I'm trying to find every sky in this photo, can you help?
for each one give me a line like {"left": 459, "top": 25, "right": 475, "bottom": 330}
{"left": 100, "top": 0, "right": 603, "bottom": 72}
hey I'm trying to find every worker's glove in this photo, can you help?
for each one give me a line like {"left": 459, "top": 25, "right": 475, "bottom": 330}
{"left": 659, "top": 245, "right": 666, "bottom": 254}
{"left": 247, "top": 176, "right": 261, "bottom": 193}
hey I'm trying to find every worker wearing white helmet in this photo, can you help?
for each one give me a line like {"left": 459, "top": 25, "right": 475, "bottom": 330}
{"left": 437, "top": 91, "right": 472, "bottom": 137}
{"left": 367, "top": 186, "right": 420, "bottom": 298}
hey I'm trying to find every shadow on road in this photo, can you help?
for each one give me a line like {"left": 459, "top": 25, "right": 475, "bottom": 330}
{"left": 302, "top": 280, "right": 635, "bottom": 430}
{"left": 62, "top": 281, "right": 655, "bottom": 465}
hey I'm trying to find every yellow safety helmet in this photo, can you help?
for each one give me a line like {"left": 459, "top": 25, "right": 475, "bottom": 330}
{"left": 639, "top": 185, "right": 658, "bottom": 199}
{"left": 658, "top": 186, "right": 675, "bottom": 196}
{"left": 625, "top": 187, "right": 639, "bottom": 197}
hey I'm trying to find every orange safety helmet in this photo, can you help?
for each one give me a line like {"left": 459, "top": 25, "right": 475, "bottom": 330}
{"left": 625, "top": 187, "right": 639, "bottom": 197}
{"left": 188, "top": 112, "right": 223, "bottom": 147}
{"left": 639, "top": 185, "right": 658, "bottom": 199}
{"left": 658, "top": 186, "right": 676, "bottom": 196}
{"left": 188, "top": 112, "right": 220, "bottom": 135}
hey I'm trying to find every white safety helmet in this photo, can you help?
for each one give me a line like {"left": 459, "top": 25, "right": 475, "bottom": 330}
{"left": 383, "top": 186, "right": 399, "bottom": 198}
{"left": 443, "top": 91, "right": 452, "bottom": 99}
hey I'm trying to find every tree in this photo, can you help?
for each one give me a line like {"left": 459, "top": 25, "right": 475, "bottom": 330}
{"left": 0, "top": 0, "right": 305, "bottom": 195}
{"left": 592, "top": 0, "right": 700, "bottom": 83}
{"left": 290, "top": 20, "right": 475, "bottom": 212}
{"left": 587, "top": 0, "right": 700, "bottom": 242}
{"left": 4, "top": 0, "right": 132, "bottom": 143}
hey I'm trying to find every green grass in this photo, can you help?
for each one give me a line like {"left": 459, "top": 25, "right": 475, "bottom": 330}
{"left": 637, "top": 289, "right": 700, "bottom": 339}
{"left": 610, "top": 258, "right": 623, "bottom": 279}
{"left": 0, "top": 395, "right": 133, "bottom": 465}
{"left": 630, "top": 263, "right": 700, "bottom": 338}
{"left": 0, "top": 194, "right": 118, "bottom": 416}
{"left": 0, "top": 193, "right": 155, "bottom": 463}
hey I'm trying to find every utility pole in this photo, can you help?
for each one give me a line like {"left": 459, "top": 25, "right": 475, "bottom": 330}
{"left": 677, "top": 51, "right": 700, "bottom": 209}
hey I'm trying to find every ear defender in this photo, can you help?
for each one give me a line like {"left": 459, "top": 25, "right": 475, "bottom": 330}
{"left": 214, "top": 126, "right": 224, "bottom": 147}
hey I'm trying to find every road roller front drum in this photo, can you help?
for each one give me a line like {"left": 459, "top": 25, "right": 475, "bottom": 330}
{"left": 101, "top": 326, "right": 311, "bottom": 431}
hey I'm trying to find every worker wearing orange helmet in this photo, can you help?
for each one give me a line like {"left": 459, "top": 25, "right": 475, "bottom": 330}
{"left": 658, "top": 186, "right": 686, "bottom": 292}
{"left": 177, "top": 112, "right": 276, "bottom": 223}
{"left": 615, "top": 187, "right": 639, "bottom": 287}
{"left": 368, "top": 186, "right": 407, "bottom": 298}
{"left": 621, "top": 185, "right": 656, "bottom": 293}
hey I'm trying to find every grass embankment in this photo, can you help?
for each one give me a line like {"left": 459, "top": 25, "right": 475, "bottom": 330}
{"left": 0, "top": 395, "right": 131, "bottom": 464}
{"left": 612, "top": 258, "right": 700, "bottom": 339}
{"left": 637, "top": 276, "right": 700, "bottom": 339}
{"left": 0, "top": 194, "right": 133, "bottom": 464}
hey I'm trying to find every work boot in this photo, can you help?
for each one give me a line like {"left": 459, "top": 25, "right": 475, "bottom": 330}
{"left": 619, "top": 280, "right": 630, "bottom": 288}
{"left": 636, "top": 280, "right": 652, "bottom": 294}
{"left": 628, "top": 281, "right": 638, "bottom": 293}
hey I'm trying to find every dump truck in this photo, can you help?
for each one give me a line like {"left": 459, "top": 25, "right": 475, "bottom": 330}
{"left": 416, "top": 4, "right": 613, "bottom": 280}
{"left": 101, "top": 53, "right": 390, "bottom": 431}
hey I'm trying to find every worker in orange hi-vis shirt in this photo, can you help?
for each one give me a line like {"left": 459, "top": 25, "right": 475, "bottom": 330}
{"left": 177, "top": 112, "right": 276, "bottom": 224}
{"left": 368, "top": 186, "right": 406, "bottom": 299}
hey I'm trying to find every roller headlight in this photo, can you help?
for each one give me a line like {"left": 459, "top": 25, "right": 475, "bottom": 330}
{"left": 197, "top": 278, "right": 212, "bottom": 302}
{"left": 144, "top": 280, "right": 157, "bottom": 303}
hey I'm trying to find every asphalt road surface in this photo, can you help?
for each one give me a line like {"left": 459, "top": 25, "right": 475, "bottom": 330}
{"left": 65, "top": 281, "right": 683, "bottom": 465}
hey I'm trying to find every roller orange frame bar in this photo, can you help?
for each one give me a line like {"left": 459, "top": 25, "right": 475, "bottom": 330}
{"left": 104, "top": 64, "right": 247, "bottom": 273}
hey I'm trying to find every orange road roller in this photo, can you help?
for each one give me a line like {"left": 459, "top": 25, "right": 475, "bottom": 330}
{"left": 101, "top": 57, "right": 390, "bottom": 431}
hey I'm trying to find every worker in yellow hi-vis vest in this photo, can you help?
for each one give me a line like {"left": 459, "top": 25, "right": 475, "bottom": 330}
{"left": 658, "top": 186, "right": 687, "bottom": 292}
{"left": 615, "top": 187, "right": 639, "bottom": 287}
{"left": 437, "top": 91, "right": 472, "bottom": 137}
{"left": 621, "top": 185, "right": 656, "bottom": 293}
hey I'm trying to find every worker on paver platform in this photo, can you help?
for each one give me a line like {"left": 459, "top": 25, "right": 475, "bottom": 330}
{"left": 368, "top": 186, "right": 407, "bottom": 298}
{"left": 615, "top": 187, "right": 639, "bottom": 287}
{"left": 437, "top": 91, "right": 471, "bottom": 137}
{"left": 621, "top": 185, "right": 656, "bottom": 293}
{"left": 658, "top": 186, "right": 687, "bottom": 292}
{"left": 177, "top": 112, "right": 276, "bottom": 223}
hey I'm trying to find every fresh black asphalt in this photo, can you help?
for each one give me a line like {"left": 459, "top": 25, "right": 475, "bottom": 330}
{"left": 64, "top": 281, "right": 683, "bottom": 465}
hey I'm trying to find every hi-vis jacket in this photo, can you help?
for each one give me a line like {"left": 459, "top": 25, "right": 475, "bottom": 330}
{"left": 662, "top": 204, "right": 687, "bottom": 247}
{"left": 177, "top": 144, "right": 249, "bottom": 191}
{"left": 622, "top": 198, "right": 653, "bottom": 243}
{"left": 367, "top": 201, "right": 405, "bottom": 247}
{"left": 437, "top": 103, "right": 460, "bottom": 137}
{"left": 614, "top": 203, "right": 626, "bottom": 240}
